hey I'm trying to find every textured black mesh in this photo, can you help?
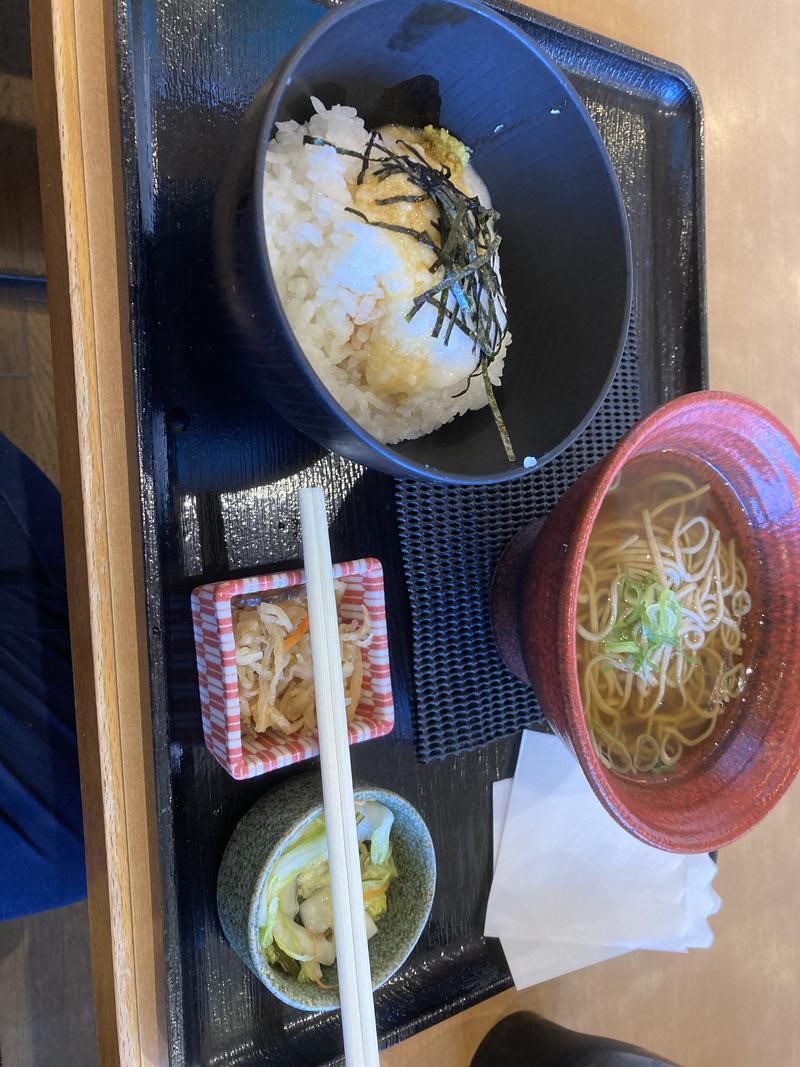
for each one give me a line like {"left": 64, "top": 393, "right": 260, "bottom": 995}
{"left": 395, "top": 320, "right": 641, "bottom": 761}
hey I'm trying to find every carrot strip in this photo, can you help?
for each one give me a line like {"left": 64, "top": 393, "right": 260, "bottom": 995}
{"left": 283, "top": 614, "right": 309, "bottom": 651}
{"left": 362, "top": 884, "right": 388, "bottom": 902}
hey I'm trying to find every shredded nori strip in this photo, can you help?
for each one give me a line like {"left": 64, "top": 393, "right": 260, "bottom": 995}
{"left": 344, "top": 207, "right": 438, "bottom": 251}
{"left": 303, "top": 131, "right": 515, "bottom": 461}
{"left": 374, "top": 193, "right": 430, "bottom": 205}
{"left": 357, "top": 131, "right": 377, "bottom": 186}
{"left": 304, "top": 136, "right": 365, "bottom": 160}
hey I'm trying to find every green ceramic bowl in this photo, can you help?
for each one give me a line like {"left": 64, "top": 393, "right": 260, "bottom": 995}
{"left": 217, "top": 773, "right": 436, "bottom": 1010}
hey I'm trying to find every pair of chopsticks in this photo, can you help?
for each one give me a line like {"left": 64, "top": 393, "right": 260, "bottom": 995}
{"left": 299, "top": 487, "right": 381, "bottom": 1067}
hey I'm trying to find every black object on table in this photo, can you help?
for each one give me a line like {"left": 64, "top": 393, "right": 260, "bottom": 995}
{"left": 471, "top": 1012, "right": 681, "bottom": 1066}
{"left": 114, "top": 0, "right": 706, "bottom": 1061}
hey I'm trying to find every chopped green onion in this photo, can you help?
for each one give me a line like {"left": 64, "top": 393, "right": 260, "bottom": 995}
{"left": 600, "top": 575, "right": 684, "bottom": 682}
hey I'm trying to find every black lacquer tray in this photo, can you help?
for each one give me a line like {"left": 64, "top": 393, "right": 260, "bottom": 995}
{"left": 114, "top": 0, "right": 707, "bottom": 1063}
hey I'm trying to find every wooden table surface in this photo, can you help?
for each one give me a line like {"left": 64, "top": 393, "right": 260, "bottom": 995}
{"left": 30, "top": 1, "right": 799, "bottom": 1065}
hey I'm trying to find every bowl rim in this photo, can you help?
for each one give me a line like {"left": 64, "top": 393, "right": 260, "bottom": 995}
{"left": 250, "top": 0, "right": 632, "bottom": 485}
{"left": 245, "top": 785, "right": 436, "bottom": 1009}
{"left": 556, "top": 389, "right": 800, "bottom": 851}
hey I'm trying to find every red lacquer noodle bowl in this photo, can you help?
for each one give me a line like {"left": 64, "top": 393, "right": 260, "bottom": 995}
{"left": 494, "top": 392, "right": 800, "bottom": 852}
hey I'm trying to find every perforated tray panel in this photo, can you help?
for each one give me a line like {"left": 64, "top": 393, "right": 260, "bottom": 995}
{"left": 397, "top": 320, "right": 642, "bottom": 760}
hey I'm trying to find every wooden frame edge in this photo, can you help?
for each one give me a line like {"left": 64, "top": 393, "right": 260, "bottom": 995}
{"left": 29, "top": 0, "right": 167, "bottom": 1064}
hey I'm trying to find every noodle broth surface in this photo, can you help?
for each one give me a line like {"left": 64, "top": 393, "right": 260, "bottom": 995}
{"left": 576, "top": 454, "right": 753, "bottom": 778}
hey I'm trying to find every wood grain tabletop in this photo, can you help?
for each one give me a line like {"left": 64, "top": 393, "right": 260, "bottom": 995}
{"left": 29, "top": 1, "right": 799, "bottom": 1065}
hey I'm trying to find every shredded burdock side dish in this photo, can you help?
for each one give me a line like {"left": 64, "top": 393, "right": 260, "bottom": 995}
{"left": 233, "top": 582, "right": 372, "bottom": 737}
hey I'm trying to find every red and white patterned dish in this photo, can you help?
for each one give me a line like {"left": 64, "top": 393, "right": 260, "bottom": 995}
{"left": 191, "top": 557, "right": 394, "bottom": 779}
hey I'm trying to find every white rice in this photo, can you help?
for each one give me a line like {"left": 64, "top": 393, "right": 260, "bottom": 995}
{"left": 263, "top": 98, "right": 509, "bottom": 444}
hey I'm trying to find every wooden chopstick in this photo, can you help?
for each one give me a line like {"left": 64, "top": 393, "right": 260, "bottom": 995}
{"left": 299, "top": 487, "right": 380, "bottom": 1067}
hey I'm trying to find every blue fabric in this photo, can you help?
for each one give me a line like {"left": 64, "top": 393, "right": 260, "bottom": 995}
{"left": 0, "top": 434, "right": 86, "bottom": 919}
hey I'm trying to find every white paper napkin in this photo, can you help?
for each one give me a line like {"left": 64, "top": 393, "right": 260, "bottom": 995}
{"left": 485, "top": 731, "right": 719, "bottom": 989}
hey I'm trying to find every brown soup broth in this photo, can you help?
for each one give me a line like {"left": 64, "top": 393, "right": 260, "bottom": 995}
{"left": 576, "top": 451, "right": 755, "bottom": 780}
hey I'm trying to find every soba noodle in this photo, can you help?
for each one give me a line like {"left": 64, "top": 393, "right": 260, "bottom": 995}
{"left": 576, "top": 465, "right": 751, "bottom": 775}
